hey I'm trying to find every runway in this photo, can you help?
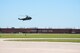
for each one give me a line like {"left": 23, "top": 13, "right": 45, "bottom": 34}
{"left": 0, "top": 38, "right": 80, "bottom": 53}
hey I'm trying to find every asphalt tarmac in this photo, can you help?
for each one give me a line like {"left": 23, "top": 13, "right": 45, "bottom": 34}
{"left": 0, "top": 38, "right": 80, "bottom": 53}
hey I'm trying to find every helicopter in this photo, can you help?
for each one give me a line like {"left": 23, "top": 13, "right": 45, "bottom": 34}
{"left": 18, "top": 15, "right": 32, "bottom": 21}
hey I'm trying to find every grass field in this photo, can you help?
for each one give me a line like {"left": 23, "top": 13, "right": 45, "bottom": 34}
{"left": 7, "top": 39, "right": 80, "bottom": 42}
{"left": 0, "top": 33, "right": 80, "bottom": 38}
{"left": 0, "top": 33, "right": 80, "bottom": 42}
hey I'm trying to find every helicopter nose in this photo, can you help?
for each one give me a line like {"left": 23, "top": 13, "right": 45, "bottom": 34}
{"left": 30, "top": 17, "right": 32, "bottom": 19}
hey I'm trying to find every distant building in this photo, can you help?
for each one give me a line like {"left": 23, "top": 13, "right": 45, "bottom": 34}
{"left": 0, "top": 28, "right": 80, "bottom": 33}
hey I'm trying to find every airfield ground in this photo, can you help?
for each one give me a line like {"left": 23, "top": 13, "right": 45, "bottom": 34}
{"left": 0, "top": 33, "right": 80, "bottom": 53}
{"left": 0, "top": 33, "right": 80, "bottom": 42}
{"left": 0, "top": 39, "right": 80, "bottom": 53}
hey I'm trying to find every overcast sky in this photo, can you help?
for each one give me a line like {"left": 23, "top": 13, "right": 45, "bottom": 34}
{"left": 0, "top": 0, "right": 80, "bottom": 28}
